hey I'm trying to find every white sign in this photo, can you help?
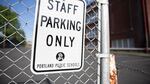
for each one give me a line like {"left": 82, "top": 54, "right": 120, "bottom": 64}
{"left": 31, "top": 0, "right": 86, "bottom": 74}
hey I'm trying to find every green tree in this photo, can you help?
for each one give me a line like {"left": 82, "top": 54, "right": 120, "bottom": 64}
{"left": 0, "top": 5, "right": 26, "bottom": 48}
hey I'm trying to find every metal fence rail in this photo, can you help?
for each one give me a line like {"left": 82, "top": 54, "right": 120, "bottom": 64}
{"left": 0, "top": 0, "right": 101, "bottom": 84}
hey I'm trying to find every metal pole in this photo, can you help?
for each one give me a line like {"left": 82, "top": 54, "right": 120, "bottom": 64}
{"left": 96, "top": 0, "right": 110, "bottom": 84}
{"left": 97, "top": 1, "right": 101, "bottom": 84}
{"left": 101, "top": 0, "right": 110, "bottom": 84}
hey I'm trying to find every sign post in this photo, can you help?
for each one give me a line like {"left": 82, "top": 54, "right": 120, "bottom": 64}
{"left": 96, "top": 0, "right": 110, "bottom": 84}
{"left": 31, "top": 0, "right": 86, "bottom": 74}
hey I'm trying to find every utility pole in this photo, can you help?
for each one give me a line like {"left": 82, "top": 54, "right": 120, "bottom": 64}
{"left": 96, "top": 0, "right": 110, "bottom": 84}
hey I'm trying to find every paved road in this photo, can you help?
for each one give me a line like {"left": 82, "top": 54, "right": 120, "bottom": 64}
{"left": 116, "top": 54, "right": 150, "bottom": 84}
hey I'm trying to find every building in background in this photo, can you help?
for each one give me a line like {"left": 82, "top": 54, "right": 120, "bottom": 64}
{"left": 86, "top": 0, "right": 150, "bottom": 52}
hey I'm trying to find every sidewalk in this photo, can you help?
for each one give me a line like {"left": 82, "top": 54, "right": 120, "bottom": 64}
{"left": 111, "top": 51, "right": 150, "bottom": 57}
{"left": 114, "top": 53, "right": 150, "bottom": 84}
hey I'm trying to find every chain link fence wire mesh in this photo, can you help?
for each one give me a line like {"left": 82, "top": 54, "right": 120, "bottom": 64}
{"left": 0, "top": 0, "right": 102, "bottom": 84}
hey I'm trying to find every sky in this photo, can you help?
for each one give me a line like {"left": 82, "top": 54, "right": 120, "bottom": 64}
{"left": 0, "top": 0, "right": 94, "bottom": 42}
{"left": 0, "top": 0, "right": 36, "bottom": 42}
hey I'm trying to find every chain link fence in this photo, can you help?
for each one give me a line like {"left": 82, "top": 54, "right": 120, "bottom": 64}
{"left": 0, "top": 0, "right": 101, "bottom": 84}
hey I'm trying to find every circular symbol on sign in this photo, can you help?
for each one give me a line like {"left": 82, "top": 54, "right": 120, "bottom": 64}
{"left": 56, "top": 52, "right": 65, "bottom": 61}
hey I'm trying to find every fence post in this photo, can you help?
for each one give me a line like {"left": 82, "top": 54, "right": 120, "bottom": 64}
{"left": 96, "top": 0, "right": 110, "bottom": 84}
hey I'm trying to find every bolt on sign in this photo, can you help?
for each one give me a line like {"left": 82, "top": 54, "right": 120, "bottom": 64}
{"left": 31, "top": 0, "right": 86, "bottom": 74}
